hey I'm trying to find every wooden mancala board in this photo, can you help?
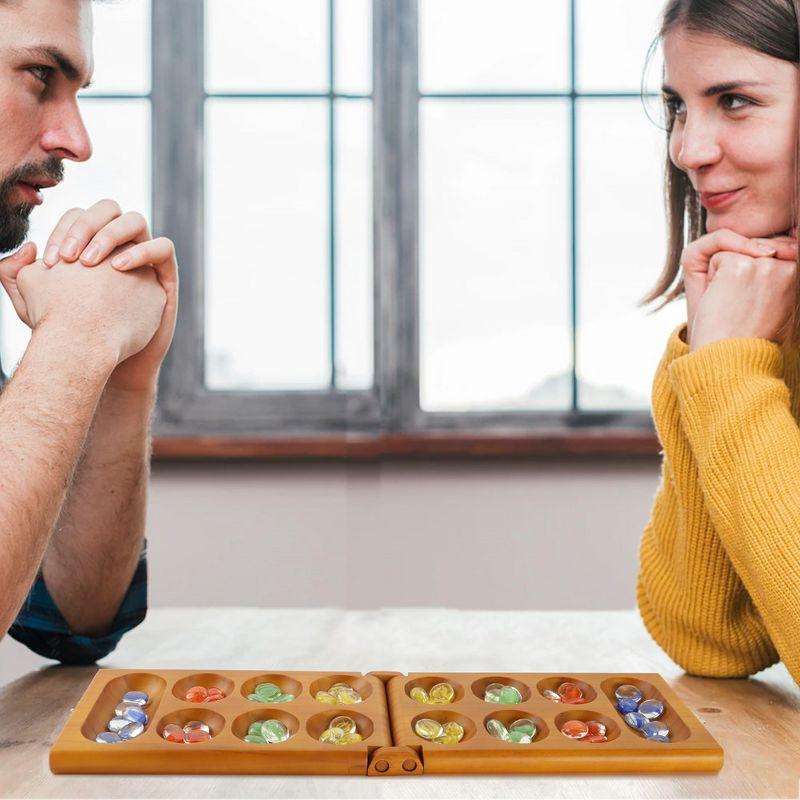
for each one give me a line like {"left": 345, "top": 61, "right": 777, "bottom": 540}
{"left": 50, "top": 669, "right": 723, "bottom": 776}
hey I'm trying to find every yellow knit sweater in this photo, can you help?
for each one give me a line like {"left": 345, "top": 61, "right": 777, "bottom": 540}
{"left": 637, "top": 322, "right": 800, "bottom": 687}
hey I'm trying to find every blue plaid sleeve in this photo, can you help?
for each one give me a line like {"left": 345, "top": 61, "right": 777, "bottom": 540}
{"left": 8, "top": 542, "right": 148, "bottom": 665}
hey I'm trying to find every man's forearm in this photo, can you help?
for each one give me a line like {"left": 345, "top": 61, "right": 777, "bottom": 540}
{"left": 42, "top": 383, "right": 155, "bottom": 636}
{"left": 0, "top": 324, "right": 115, "bottom": 640}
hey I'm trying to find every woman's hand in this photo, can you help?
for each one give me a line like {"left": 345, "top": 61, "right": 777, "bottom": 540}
{"left": 680, "top": 228, "right": 796, "bottom": 342}
{"left": 690, "top": 250, "right": 797, "bottom": 350}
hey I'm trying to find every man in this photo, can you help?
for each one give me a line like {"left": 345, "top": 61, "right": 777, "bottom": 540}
{"left": 0, "top": 0, "right": 178, "bottom": 663}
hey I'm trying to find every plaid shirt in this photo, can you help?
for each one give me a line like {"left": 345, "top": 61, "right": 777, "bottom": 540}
{"left": 8, "top": 542, "right": 148, "bottom": 665}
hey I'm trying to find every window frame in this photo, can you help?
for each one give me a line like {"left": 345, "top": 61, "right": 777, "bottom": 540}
{"left": 151, "top": 0, "right": 662, "bottom": 451}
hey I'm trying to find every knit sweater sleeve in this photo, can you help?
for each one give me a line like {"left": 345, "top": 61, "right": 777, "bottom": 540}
{"left": 664, "top": 335, "right": 800, "bottom": 685}
{"left": 636, "top": 324, "right": 781, "bottom": 681}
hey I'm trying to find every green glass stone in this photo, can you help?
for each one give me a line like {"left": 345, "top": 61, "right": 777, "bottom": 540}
{"left": 247, "top": 722, "right": 263, "bottom": 737}
{"left": 509, "top": 719, "right": 536, "bottom": 737}
{"left": 485, "top": 718, "right": 509, "bottom": 740}
{"left": 508, "top": 731, "right": 532, "bottom": 744}
{"left": 484, "top": 688, "right": 502, "bottom": 703}
{"left": 261, "top": 719, "right": 289, "bottom": 743}
{"left": 275, "top": 693, "right": 295, "bottom": 703}
{"left": 244, "top": 735, "right": 266, "bottom": 744}
{"left": 254, "top": 683, "right": 281, "bottom": 700}
{"left": 248, "top": 694, "right": 261, "bottom": 702}
{"left": 499, "top": 686, "right": 522, "bottom": 704}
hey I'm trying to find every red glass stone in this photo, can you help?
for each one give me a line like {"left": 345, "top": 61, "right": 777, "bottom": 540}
{"left": 185, "top": 686, "right": 209, "bottom": 703}
{"left": 557, "top": 682, "right": 583, "bottom": 702}
{"left": 560, "top": 719, "right": 589, "bottom": 739}
{"left": 184, "top": 729, "right": 211, "bottom": 743}
{"left": 584, "top": 734, "right": 608, "bottom": 743}
{"left": 161, "top": 723, "right": 185, "bottom": 743}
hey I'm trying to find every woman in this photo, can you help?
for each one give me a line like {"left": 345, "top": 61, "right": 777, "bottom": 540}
{"left": 637, "top": 0, "right": 800, "bottom": 686}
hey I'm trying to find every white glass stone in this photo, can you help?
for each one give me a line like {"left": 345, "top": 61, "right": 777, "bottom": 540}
{"left": 542, "top": 689, "right": 561, "bottom": 703}
{"left": 615, "top": 684, "right": 643, "bottom": 703}
{"left": 642, "top": 720, "right": 670, "bottom": 739}
{"left": 95, "top": 731, "right": 123, "bottom": 744}
{"left": 119, "top": 721, "right": 145, "bottom": 739}
{"left": 485, "top": 718, "right": 509, "bottom": 740}
{"left": 122, "top": 691, "right": 149, "bottom": 707}
{"left": 107, "top": 717, "right": 129, "bottom": 733}
{"left": 638, "top": 699, "right": 664, "bottom": 719}
{"left": 115, "top": 701, "right": 139, "bottom": 717}
{"left": 184, "top": 720, "right": 211, "bottom": 734}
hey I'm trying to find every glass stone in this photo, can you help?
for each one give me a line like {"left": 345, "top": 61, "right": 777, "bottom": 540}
{"left": 432, "top": 734, "right": 460, "bottom": 744}
{"left": 485, "top": 682, "right": 504, "bottom": 694}
{"left": 586, "top": 720, "right": 607, "bottom": 737}
{"left": 184, "top": 720, "right": 210, "bottom": 734}
{"left": 119, "top": 721, "right": 144, "bottom": 739}
{"left": 331, "top": 716, "right": 356, "bottom": 735}
{"left": 584, "top": 734, "right": 608, "bottom": 743}
{"left": 642, "top": 720, "right": 670, "bottom": 738}
{"left": 115, "top": 701, "right": 140, "bottom": 717}
{"left": 331, "top": 687, "right": 362, "bottom": 704}
{"left": 335, "top": 732, "right": 363, "bottom": 745}
{"left": 624, "top": 712, "right": 648, "bottom": 730}
{"left": 486, "top": 718, "right": 509, "bottom": 740}
{"left": 329, "top": 682, "right": 351, "bottom": 691}
{"left": 107, "top": 717, "right": 129, "bottom": 734}
{"left": 615, "top": 684, "right": 643, "bottom": 703}
{"left": 639, "top": 699, "right": 664, "bottom": 719}
{"left": 542, "top": 689, "right": 561, "bottom": 703}
{"left": 499, "top": 686, "right": 522, "bottom": 704}
{"left": 244, "top": 734, "right": 266, "bottom": 744}
{"left": 185, "top": 729, "right": 211, "bottom": 743}
{"left": 509, "top": 719, "right": 537, "bottom": 738}
{"left": 442, "top": 721, "right": 464, "bottom": 741}
{"left": 560, "top": 720, "right": 589, "bottom": 739}
{"left": 557, "top": 682, "right": 583, "bottom": 702}
{"left": 253, "top": 683, "right": 281, "bottom": 703}
{"left": 320, "top": 727, "right": 344, "bottom": 743}
{"left": 185, "top": 686, "right": 208, "bottom": 703}
{"left": 616, "top": 698, "right": 639, "bottom": 714}
{"left": 484, "top": 688, "right": 503, "bottom": 703}
{"left": 647, "top": 734, "right": 671, "bottom": 742}
{"left": 162, "top": 724, "right": 185, "bottom": 743}
{"left": 276, "top": 693, "right": 294, "bottom": 703}
{"left": 410, "top": 686, "right": 429, "bottom": 704}
{"left": 414, "top": 718, "right": 444, "bottom": 740}
{"left": 96, "top": 731, "right": 122, "bottom": 744}
{"left": 429, "top": 682, "right": 455, "bottom": 704}
{"left": 122, "top": 691, "right": 149, "bottom": 707}
{"left": 508, "top": 731, "right": 532, "bottom": 744}
{"left": 123, "top": 707, "right": 147, "bottom": 725}
{"left": 261, "top": 719, "right": 289, "bottom": 743}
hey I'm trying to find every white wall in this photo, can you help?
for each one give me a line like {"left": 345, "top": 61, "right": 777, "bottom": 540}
{"left": 0, "top": 458, "right": 661, "bottom": 686}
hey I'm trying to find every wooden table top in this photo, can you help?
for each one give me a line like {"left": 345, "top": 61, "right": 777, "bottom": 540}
{"left": 0, "top": 608, "right": 797, "bottom": 798}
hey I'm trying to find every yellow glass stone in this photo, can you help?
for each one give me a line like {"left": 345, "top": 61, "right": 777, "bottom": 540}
{"left": 442, "top": 721, "right": 464, "bottom": 741}
{"left": 331, "top": 715, "right": 356, "bottom": 734}
{"left": 319, "top": 726, "right": 344, "bottom": 743}
{"left": 329, "top": 682, "right": 351, "bottom": 691}
{"left": 334, "top": 732, "right": 363, "bottom": 745}
{"left": 315, "top": 691, "right": 336, "bottom": 704}
{"left": 433, "top": 734, "right": 460, "bottom": 744}
{"left": 414, "top": 718, "right": 444, "bottom": 740}
{"left": 333, "top": 687, "right": 361, "bottom": 704}
{"left": 410, "top": 686, "right": 429, "bottom": 704}
{"left": 428, "top": 682, "right": 455, "bottom": 704}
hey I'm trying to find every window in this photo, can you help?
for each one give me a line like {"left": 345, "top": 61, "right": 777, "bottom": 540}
{"left": 2, "top": 1, "right": 680, "bottom": 447}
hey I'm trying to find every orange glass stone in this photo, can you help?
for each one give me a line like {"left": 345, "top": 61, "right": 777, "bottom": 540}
{"left": 584, "top": 734, "right": 608, "bottom": 743}
{"left": 161, "top": 724, "right": 184, "bottom": 743}
{"left": 204, "top": 694, "right": 222, "bottom": 702}
{"left": 185, "top": 686, "right": 208, "bottom": 703}
{"left": 560, "top": 719, "right": 589, "bottom": 739}
{"left": 184, "top": 728, "right": 211, "bottom": 743}
{"left": 557, "top": 682, "right": 583, "bottom": 702}
{"left": 207, "top": 687, "right": 224, "bottom": 696}
{"left": 586, "top": 720, "right": 607, "bottom": 737}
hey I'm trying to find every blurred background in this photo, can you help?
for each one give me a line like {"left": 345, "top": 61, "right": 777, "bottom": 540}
{"left": 0, "top": 0, "right": 684, "bottom": 684}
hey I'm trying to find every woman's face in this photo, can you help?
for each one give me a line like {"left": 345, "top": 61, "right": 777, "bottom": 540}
{"left": 663, "top": 28, "right": 799, "bottom": 238}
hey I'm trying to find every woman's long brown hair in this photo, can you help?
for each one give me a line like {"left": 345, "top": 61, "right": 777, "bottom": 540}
{"left": 640, "top": 0, "right": 800, "bottom": 345}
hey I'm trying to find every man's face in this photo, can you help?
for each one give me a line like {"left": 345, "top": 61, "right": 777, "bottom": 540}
{"left": 0, "top": 0, "right": 94, "bottom": 253}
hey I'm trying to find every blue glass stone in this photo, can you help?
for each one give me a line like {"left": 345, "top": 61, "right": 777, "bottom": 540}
{"left": 107, "top": 717, "right": 129, "bottom": 734}
{"left": 646, "top": 734, "right": 671, "bottom": 742}
{"left": 642, "top": 720, "right": 670, "bottom": 738}
{"left": 119, "top": 721, "right": 145, "bottom": 739}
{"left": 624, "top": 712, "right": 648, "bottom": 730}
{"left": 122, "top": 691, "right": 149, "bottom": 707}
{"left": 123, "top": 707, "right": 147, "bottom": 725}
{"left": 615, "top": 684, "right": 643, "bottom": 703}
{"left": 616, "top": 698, "right": 639, "bottom": 714}
{"left": 96, "top": 731, "right": 123, "bottom": 744}
{"left": 638, "top": 699, "right": 664, "bottom": 719}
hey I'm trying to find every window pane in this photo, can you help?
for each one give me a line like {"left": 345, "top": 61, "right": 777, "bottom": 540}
{"left": 577, "top": 98, "right": 684, "bottom": 410}
{"left": 420, "top": 100, "right": 571, "bottom": 412}
{"left": 334, "top": 100, "right": 373, "bottom": 390}
{"left": 205, "top": 100, "right": 329, "bottom": 391}
{"left": 576, "top": 0, "right": 664, "bottom": 93}
{"left": 419, "top": 0, "right": 570, "bottom": 93}
{"left": 335, "top": 0, "right": 371, "bottom": 95}
{"left": 1, "top": 100, "right": 150, "bottom": 377}
{"left": 206, "top": 0, "right": 328, "bottom": 93}
{"left": 83, "top": 0, "right": 150, "bottom": 95}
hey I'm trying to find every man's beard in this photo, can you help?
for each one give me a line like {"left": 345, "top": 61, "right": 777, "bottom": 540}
{"left": 0, "top": 159, "right": 63, "bottom": 254}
